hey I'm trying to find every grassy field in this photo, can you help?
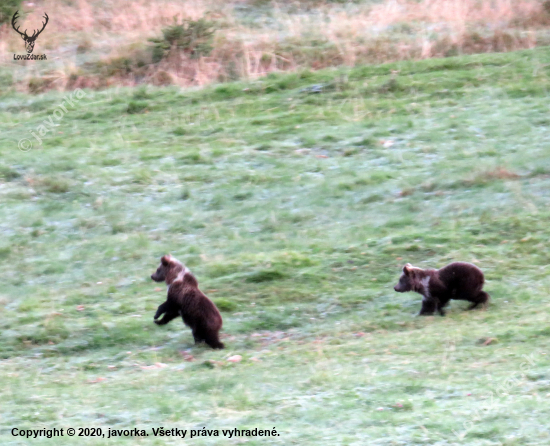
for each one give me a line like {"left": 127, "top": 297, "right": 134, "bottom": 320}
{"left": 2, "top": 0, "right": 550, "bottom": 92}
{"left": 1, "top": 46, "right": 550, "bottom": 445}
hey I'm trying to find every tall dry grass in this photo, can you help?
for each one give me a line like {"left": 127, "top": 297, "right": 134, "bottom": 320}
{"left": 1, "top": 0, "right": 549, "bottom": 92}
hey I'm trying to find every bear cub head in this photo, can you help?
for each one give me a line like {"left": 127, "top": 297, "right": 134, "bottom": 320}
{"left": 393, "top": 263, "right": 422, "bottom": 293}
{"left": 151, "top": 255, "right": 183, "bottom": 284}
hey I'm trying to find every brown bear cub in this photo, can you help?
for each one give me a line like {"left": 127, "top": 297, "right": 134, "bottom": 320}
{"left": 151, "top": 255, "right": 224, "bottom": 349}
{"left": 393, "top": 262, "right": 489, "bottom": 316}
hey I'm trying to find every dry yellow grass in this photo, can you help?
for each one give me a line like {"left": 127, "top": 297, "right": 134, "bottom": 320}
{"left": 1, "top": 0, "right": 549, "bottom": 91}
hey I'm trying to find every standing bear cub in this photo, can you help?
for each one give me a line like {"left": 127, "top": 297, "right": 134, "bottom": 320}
{"left": 151, "top": 255, "right": 224, "bottom": 349}
{"left": 393, "top": 262, "right": 489, "bottom": 316}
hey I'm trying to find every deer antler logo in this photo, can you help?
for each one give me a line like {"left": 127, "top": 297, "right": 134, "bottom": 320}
{"left": 12, "top": 11, "right": 49, "bottom": 54}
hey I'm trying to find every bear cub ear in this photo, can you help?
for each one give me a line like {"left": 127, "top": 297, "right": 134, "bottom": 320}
{"left": 403, "top": 263, "right": 412, "bottom": 275}
{"left": 161, "top": 255, "right": 171, "bottom": 266}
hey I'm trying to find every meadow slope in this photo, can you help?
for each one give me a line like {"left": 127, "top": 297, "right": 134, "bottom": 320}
{"left": 2, "top": 0, "right": 550, "bottom": 92}
{"left": 1, "top": 48, "right": 550, "bottom": 445}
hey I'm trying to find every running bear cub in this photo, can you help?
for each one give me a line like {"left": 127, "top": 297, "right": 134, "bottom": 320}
{"left": 393, "top": 262, "right": 489, "bottom": 316}
{"left": 151, "top": 255, "right": 224, "bottom": 349}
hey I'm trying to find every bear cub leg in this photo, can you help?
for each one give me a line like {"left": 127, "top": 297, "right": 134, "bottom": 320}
{"left": 418, "top": 299, "right": 437, "bottom": 316}
{"left": 154, "top": 301, "right": 170, "bottom": 320}
{"left": 419, "top": 298, "right": 448, "bottom": 316}
{"left": 191, "top": 326, "right": 205, "bottom": 344}
{"left": 467, "top": 291, "right": 490, "bottom": 310}
{"left": 204, "top": 333, "right": 225, "bottom": 349}
{"left": 190, "top": 324, "right": 224, "bottom": 349}
{"left": 154, "top": 301, "right": 180, "bottom": 325}
{"left": 436, "top": 297, "right": 450, "bottom": 316}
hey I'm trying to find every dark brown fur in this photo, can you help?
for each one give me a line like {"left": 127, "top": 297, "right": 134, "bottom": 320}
{"left": 393, "top": 262, "right": 489, "bottom": 316}
{"left": 151, "top": 255, "right": 224, "bottom": 349}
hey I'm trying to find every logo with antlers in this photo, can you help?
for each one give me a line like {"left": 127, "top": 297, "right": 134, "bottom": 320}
{"left": 11, "top": 11, "right": 49, "bottom": 54}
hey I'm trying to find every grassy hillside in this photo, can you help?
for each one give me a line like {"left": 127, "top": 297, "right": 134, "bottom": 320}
{"left": 2, "top": 0, "right": 550, "bottom": 92}
{"left": 1, "top": 47, "right": 550, "bottom": 445}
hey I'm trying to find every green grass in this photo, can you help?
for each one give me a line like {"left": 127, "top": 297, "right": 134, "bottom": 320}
{"left": 1, "top": 47, "right": 550, "bottom": 445}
